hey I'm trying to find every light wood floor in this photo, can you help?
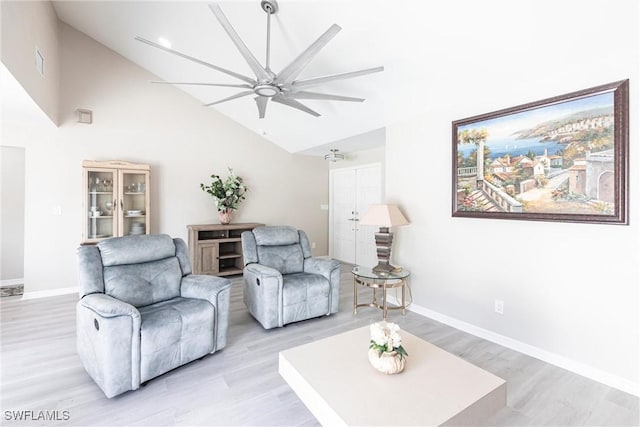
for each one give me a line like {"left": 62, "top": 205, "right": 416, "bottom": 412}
{"left": 1, "top": 265, "right": 638, "bottom": 426}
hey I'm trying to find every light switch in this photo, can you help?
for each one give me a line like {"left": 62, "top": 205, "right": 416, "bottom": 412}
{"left": 35, "top": 47, "right": 44, "bottom": 76}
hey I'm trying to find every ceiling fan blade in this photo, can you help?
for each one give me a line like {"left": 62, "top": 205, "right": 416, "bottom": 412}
{"left": 272, "top": 96, "right": 320, "bottom": 117}
{"left": 203, "top": 90, "right": 254, "bottom": 107}
{"left": 291, "top": 66, "right": 384, "bottom": 90}
{"left": 209, "top": 4, "right": 271, "bottom": 82}
{"left": 254, "top": 96, "right": 268, "bottom": 119}
{"left": 285, "top": 91, "right": 364, "bottom": 102}
{"left": 135, "top": 36, "right": 255, "bottom": 85}
{"left": 151, "top": 81, "right": 253, "bottom": 89}
{"left": 276, "top": 24, "right": 341, "bottom": 85}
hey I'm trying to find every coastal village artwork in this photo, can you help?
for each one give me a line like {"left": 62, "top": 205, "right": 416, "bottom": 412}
{"left": 452, "top": 80, "right": 628, "bottom": 224}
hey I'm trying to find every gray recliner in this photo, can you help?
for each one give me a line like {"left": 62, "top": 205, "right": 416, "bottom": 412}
{"left": 241, "top": 226, "right": 341, "bottom": 329}
{"left": 76, "top": 234, "right": 231, "bottom": 398}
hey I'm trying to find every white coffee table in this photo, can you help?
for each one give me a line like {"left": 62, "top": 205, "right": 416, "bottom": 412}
{"left": 279, "top": 326, "right": 506, "bottom": 426}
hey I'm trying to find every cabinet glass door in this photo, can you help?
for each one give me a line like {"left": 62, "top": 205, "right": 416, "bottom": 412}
{"left": 86, "top": 169, "right": 117, "bottom": 242}
{"left": 119, "top": 170, "right": 149, "bottom": 236}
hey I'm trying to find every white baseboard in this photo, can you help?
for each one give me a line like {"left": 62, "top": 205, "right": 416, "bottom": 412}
{"left": 22, "top": 286, "right": 79, "bottom": 300}
{"left": 1, "top": 278, "right": 24, "bottom": 287}
{"left": 398, "top": 298, "right": 639, "bottom": 397}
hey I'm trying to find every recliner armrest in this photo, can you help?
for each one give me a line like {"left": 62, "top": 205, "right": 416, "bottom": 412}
{"left": 180, "top": 274, "right": 231, "bottom": 303}
{"left": 79, "top": 293, "right": 140, "bottom": 320}
{"left": 76, "top": 294, "right": 142, "bottom": 398}
{"left": 303, "top": 257, "right": 341, "bottom": 282}
{"left": 244, "top": 263, "right": 282, "bottom": 279}
{"left": 304, "top": 257, "right": 341, "bottom": 315}
{"left": 242, "top": 263, "right": 284, "bottom": 329}
{"left": 180, "top": 274, "right": 232, "bottom": 352}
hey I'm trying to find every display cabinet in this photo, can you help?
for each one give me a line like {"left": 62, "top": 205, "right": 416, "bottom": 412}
{"left": 187, "top": 223, "right": 264, "bottom": 276}
{"left": 82, "top": 160, "right": 150, "bottom": 244}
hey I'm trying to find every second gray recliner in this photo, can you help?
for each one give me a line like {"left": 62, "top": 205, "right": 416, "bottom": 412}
{"left": 241, "top": 226, "right": 341, "bottom": 329}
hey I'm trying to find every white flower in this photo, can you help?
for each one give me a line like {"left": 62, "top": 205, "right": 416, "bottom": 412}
{"left": 370, "top": 323, "right": 387, "bottom": 346}
{"left": 370, "top": 321, "right": 402, "bottom": 351}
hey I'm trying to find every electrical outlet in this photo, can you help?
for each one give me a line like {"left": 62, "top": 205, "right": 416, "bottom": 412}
{"left": 494, "top": 299, "right": 504, "bottom": 315}
{"left": 311, "top": 242, "right": 316, "bottom": 249}
{"left": 51, "top": 205, "right": 62, "bottom": 216}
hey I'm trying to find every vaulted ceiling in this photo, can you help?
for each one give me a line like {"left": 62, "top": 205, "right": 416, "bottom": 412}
{"left": 51, "top": 0, "right": 444, "bottom": 153}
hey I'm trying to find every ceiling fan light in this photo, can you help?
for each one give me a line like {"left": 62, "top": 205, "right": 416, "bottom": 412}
{"left": 254, "top": 84, "right": 279, "bottom": 97}
{"left": 324, "top": 149, "right": 345, "bottom": 162}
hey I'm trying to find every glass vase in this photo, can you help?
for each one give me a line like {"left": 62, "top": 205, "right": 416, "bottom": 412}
{"left": 218, "top": 208, "right": 233, "bottom": 225}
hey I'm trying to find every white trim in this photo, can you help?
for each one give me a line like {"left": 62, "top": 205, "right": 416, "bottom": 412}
{"left": 393, "top": 297, "right": 639, "bottom": 397}
{"left": 0, "top": 278, "right": 24, "bottom": 287}
{"left": 22, "top": 286, "right": 79, "bottom": 300}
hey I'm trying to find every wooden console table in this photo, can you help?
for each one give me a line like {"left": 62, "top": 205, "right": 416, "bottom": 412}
{"left": 187, "top": 223, "right": 263, "bottom": 276}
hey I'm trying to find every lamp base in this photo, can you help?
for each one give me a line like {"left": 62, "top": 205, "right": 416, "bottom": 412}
{"left": 372, "top": 227, "right": 395, "bottom": 274}
{"left": 372, "top": 261, "right": 394, "bottom": 274}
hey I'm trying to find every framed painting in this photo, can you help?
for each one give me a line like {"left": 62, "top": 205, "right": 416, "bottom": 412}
{"left": 452, "top": 79, "right": 629, "bottom": 224}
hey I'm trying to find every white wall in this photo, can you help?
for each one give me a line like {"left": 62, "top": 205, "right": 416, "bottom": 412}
{"left": 2, "top": 20, "right": 329, "bottom": 293}
{"left": 0, "top": 146, "right": 25, "bottom": 282}
{"left": 386, "top": 0, "right": 639, "bottom": 393}
{"left": 0, "top": 1, "right": 59, "bottom": 125}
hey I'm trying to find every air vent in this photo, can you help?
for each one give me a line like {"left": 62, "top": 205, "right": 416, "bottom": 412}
{"left": 76, "top": 109, "right": 93, "bottom": 124}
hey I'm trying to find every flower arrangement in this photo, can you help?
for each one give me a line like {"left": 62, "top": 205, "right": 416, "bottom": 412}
{"left": 200, "top": 167, "right": 248, "bottom": 212}
{"left": 369, "top": 321, "right": 408, "bottom": 359}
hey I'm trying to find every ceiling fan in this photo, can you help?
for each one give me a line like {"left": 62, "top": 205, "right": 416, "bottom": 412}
{"left": 135, "top": 0, "right": 383, "bottom": 119}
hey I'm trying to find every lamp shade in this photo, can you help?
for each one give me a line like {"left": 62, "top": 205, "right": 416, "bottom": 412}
{"left": 359, "top": 204, "right": 409, "bottom": 227}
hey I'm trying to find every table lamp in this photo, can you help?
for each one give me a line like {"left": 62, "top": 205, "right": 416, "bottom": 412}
{"left": 359, "top": 204, "right": 409, "bottom": 273}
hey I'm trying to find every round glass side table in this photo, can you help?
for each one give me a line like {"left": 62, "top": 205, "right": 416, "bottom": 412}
{"left": 352, "top": 266, "right": 410, "bottom": 319}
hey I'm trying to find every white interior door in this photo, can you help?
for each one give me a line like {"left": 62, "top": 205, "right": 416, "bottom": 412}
{"left": 354, "top": 165, "right": 382, "bottom": 267}
{"left": 330, "top": 164, "right": 382, "bottom": 267}
{"left": 330, "top": 168, "right": 357, "bottom": 264}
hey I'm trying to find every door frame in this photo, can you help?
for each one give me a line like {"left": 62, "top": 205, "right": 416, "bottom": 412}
{"left": 328, "top": 162, "right": 383, "bottom": 261}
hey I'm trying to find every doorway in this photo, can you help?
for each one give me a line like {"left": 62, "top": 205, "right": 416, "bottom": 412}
{"left": 1, "top": 146, "right": 25, "bottom": 295}
{"left": 329, "top": 163, "right": 382, "bottom": 267}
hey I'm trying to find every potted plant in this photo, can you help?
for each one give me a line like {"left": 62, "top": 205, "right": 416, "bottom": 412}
{"left": 368, "top": 321, "right": 408, "bottom": 374}
{"left": 200, "top": 167, "right": 248, "bottom": 224}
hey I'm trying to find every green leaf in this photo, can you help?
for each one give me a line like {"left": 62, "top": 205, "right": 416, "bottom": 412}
{"left": 200, "top": 167, "right": 248, "bottom": 210}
